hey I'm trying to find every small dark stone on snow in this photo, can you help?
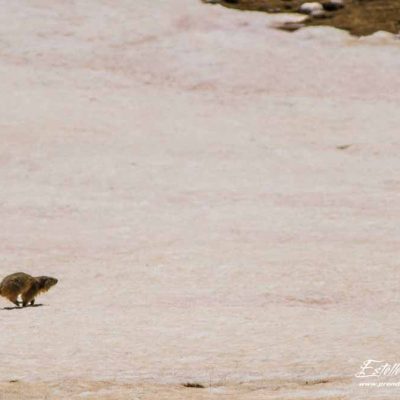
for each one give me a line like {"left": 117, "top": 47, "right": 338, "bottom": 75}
{"left": 183, "top": 383, "right": 205, "bottom": 388}
{"left": 336, "top": 144, "right": 352, "bottom": 150}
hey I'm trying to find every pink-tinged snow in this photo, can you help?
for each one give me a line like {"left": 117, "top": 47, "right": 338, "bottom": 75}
{"left": 0, "top": 0, "right": 399, "bottom": 398}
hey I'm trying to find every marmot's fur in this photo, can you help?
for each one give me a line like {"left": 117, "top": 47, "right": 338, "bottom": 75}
{"left": 0, "top": 272, "right": 58, "bottom": 307}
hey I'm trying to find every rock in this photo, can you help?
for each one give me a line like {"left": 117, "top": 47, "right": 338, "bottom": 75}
{"left": 311, "top": 9, "right": 327, "bottom": 18}
{"left": 336, "top": 144, "right": 352, "bottom": 150}
{"left": 323, "top": 0, "right": 344, "bottom": 11}
{"left": 299, "top": 2, "right": 324, "bottom": 15}
{"left": 277, "top": 22, "right": 305, "bottom": 32}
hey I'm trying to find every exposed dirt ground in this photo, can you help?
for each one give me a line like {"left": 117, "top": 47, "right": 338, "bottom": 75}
{"left": 209, "top": 0, "right": 400, "bottom": 35}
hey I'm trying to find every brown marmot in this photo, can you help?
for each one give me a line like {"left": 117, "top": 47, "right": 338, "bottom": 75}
{"left": 0, "top": 272, "right": 58, "bottom": 307}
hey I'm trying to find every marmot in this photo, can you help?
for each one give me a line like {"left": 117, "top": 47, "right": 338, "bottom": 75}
{"left": 0, "top": 272, "right": 58, "bottom": 307}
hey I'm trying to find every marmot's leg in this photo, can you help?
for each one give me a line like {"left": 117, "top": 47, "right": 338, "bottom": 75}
{"left": 30, "top": 299, "right": 35, "bottom": 306}
{"left": 21, "top": 287, "right": 37, "bottom": 307}
{"left": 22, "top": 296, "right": 34, "bottom": 307}
{"left": 6, "top": 294, "right": 20, "bottom": 307}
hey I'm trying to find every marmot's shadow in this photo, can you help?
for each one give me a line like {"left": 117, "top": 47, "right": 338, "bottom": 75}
{"left": 2, "top": 304, "right": 45, "bottom": 310}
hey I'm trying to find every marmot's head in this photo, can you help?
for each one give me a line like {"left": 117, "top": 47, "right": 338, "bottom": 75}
{"left": 36, "top": 276, "right": 58, "bottom": 293}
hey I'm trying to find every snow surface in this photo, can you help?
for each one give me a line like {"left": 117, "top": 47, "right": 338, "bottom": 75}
{"left": 0, "top": 0, "right": 399, "bottom": 398}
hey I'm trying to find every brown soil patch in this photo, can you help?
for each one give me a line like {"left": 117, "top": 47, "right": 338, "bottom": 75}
{"left": 204, "top": 0, "right": 400, "bottom": 36}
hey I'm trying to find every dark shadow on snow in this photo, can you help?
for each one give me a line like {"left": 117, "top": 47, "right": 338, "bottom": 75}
{"left": 2, "top": 304, "right": 45, "bottom": 310}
